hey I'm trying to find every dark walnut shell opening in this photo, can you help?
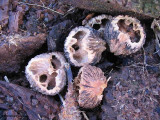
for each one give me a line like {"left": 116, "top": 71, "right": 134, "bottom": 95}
{"left": 64, "top": 26, "right": 106, "bottom": 67}
{"left": 25, "top": 52, "right": 66, "bottom": 95}
{"left": 74, "top": 65, "right": 107, "bottom": 108}
{"left": 104, "top": 15, "right": 146, "bottom": 55}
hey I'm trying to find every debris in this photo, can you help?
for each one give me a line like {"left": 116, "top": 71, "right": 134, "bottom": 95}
{"left": 82, "top": 13, "right": 95, "bottom": 25}
{"left": 0, "top": 81, "right": 60, "bottom": 120}
{"left": 48, "top": 20, "right": 72, "bottom": 52}
{"left": 4, "top": 76, "right": 9, "bottom": 83}
{"left": 18, "top": 1, "right": 64, "bottom": 15}
{"left": 59, "top": 63, "right": 81, "bottom": 120}
{"left": 0, "top": 33, "right": 46, "bottom": 73}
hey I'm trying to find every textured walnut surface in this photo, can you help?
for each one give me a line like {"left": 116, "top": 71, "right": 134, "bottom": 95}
{"left": 64, "top": 27, "right": 106, "bottom": 66}
{"left": 75, "top": 65, "right": 107, "bottom": 108}
{"left": 25, "top": 52, "right": 66, "bottom": 95}
{"left": 104, "top": 15, "right": 145, "bottom": 55}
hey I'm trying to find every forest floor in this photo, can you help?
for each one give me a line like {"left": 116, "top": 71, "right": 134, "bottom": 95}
{"left": 0, "top": 0, "right": 160, "bottom": 120}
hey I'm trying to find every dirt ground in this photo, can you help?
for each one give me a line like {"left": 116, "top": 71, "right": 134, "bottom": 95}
{"left": 0, "top": 0, "right": 160, "bottom": 120}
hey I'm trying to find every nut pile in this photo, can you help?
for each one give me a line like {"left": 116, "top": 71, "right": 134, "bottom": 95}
{"left": 25, "top": 14, "right": 146, "bottom": 119}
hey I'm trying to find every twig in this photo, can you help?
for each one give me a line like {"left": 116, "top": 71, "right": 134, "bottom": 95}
{"left": 142, "top": 47, "right": 147, "bottom": 71}
{"left": 40, "top": 0, "right": 45, "bottom": 7}
{"left": 81, "top": 111, "right": 89, "bottom": 120}
{"left": 107, "top": 76, "right": 111, "bottom": 82}
{"left": 142, "top": 47, "right": 149, "bottom": 77}
{"left": 82, "top": 13, "right": 95, "bottom": 25}
{"left": 104, "top": 68, "right": 113, "bottom": 76}
{"left": 4, "top": 76, "right": 9, "bottom": 83}
{"left": 64, "top": 63, "right": 73, "bottom": 84}
{"left": 63, "top": 7, "right": 75, "bottom": 17}
{"left": 153, "top": 49, "right": 160, "bottom": 54}
{"left": 17, "top": 97, "right": 41, "bottom": 119}
{"left": 17, "top": 2, "right": 64, "bottom": 15}
{"left": 58, "top": 94, "right": 66, "bottom": 106}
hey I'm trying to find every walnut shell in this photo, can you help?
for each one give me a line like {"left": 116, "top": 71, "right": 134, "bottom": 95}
{"left": 25, "top": 52, "right": 66, "bottom": 95}
{"left": 64, "top": 26, "right": 106, "bottom": 67}
{"left": 75, "top": 65, "right": 107, "bottom": 108}
{"left": 104, "top": 15, "right": 146, "bottom": 55}
{"left": 84, "top": 14, "right": 112, "bottom": 37}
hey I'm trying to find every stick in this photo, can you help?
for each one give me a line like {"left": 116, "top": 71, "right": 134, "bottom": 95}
{"left": 17, "top": 2, "right": 64, "bottom": 15}
{"left": 64, "top": 63, "right": 73, "bottom": 84}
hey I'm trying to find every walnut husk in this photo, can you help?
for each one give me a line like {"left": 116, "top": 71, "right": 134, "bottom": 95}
{"left": 75, "top": 65, "right": 107, "bottom": 108}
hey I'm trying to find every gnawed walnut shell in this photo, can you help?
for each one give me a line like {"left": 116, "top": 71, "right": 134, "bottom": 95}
{"left": 104, "top": 15, "right": 146, "bottom": 55}
{"left": 84, "top": 14, "right": 112, "bottom": 38}
{"left": 75, "top": 65, "right": 108, "bottom": 108}
{"left": 64, "top": 26, "right": 106, "bottom": 67}
{"left": 25, "top": 52, "right": 66, "bottom": 95}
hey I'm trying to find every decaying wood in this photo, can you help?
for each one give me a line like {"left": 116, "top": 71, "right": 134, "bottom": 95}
{"left": 0, "top": 33, "right": 46, "bottom": 73}
{"left": 0, "top": 81, "right": 60, "bottom": 120}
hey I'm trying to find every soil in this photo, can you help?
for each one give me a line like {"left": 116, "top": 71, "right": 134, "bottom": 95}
{"left": 0, "top": 0, "right": 159, "bottom": 120}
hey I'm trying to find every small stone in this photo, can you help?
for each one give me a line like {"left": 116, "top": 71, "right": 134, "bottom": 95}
{"left": 44, "top": 105, "right": 49, "bottom": 109}
{"left": 135, "top": 108, "right": 141, "bottom": 113}
{"left": 6, "top": 96, "right": 13, "bottom": 103}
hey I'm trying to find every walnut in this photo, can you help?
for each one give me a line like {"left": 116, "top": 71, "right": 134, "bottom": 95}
{"left": 84, "top": 14, "right": 112, "bottom": 37}
{"left": 25, "top": 52, "right": 66, "bottom": 95}
{"left": 75, "top": 65, "right": 108, "bottom": 108}
{"left": 104, "top": 15, "right": 146, "bottom": 55}
{"left": 64, "top": 26, "right": 106, "bottom": 67}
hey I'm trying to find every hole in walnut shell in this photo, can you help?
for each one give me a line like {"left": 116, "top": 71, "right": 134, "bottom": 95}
{"left": 51, "top": 55, "right": 61, "bottom": 70}
{"left": 101, "top": 19, "right": 108, "bottom": 27}
{"left": 72, "top": 44, "right": 79, "bottom": 51}
{"left": 93, "top": 24, "right": 101, "bottom": 30}
{"left": 39, "top": 74, "right": 47, "bottom": 83}
{"left": 47, "top": 72, "right": 57, "bottom": 90}
{"left": 117, "top": 19, "right": 140, "bottom": 43}
{"left": 71, "top": 31, "right": 88, "bottom": 63}
{"left": 73, "top": 31, "right": 86, "bottom": 40}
